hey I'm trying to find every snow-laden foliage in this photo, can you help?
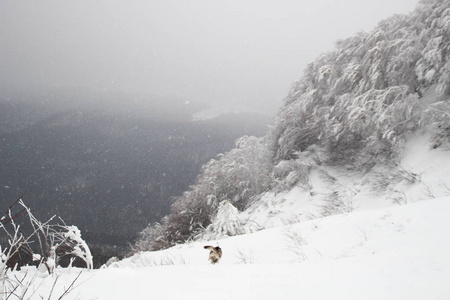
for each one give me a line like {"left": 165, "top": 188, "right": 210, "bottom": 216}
{"left": 271, "top": 145, "right": 330, "bottom": 193}
{"left": 63, "top": 226, "right": 93, "bottom": 270}
{"left": 199, "top": 200, "right": 261, "bottom": 240}
{"left": 431, "top": 120, "right": 450, "bottom": 149}
{"left": 130, "top": 222, "right": 166, "bottom": 253}
{"left": 203, "top": 200, "right": 243, "bottom": 238}
{"left": 133, "top": 136, "right": 271, "bottom": 249}
{"left": 135, "top": 0, "right": 450, "bottom": 250}
{"left": 0, "top": 199, "right": 92, "bottom": 298}
{"left": 272, "top": 0, "right": 450, "bottom": 166}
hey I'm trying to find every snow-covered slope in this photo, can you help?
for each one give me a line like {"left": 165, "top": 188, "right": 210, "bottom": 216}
{"left": 8, "top": 129, "right": 450, "bottom": 299}
{"left": 236, "top": 127, "right": 450, "bottom": 230}
{"left": 6, "top": 1, "right": 450, "bottom": 297}
{"left": 131, "top": 0, "right": 450, "bottom": 249}
{"left": 15, "top": 195, "right": 450, "bottom": 299}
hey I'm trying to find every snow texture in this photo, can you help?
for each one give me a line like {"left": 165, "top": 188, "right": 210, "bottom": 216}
{"left": 13, "top": 196, "right": 450, "bottom": 299}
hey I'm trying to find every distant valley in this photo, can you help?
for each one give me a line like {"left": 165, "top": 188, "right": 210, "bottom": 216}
{"left": 0, "top": 88, "right": 271, "bottom": 261}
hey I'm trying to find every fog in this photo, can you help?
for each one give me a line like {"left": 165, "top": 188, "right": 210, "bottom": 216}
{"left": 1, "top": 0, "right": 418, "bottom": 114}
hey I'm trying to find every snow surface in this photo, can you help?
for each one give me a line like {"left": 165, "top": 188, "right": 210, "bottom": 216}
{"left": 10, "top": 131, "right": 450, "bottom": 299}
{"left": 15, "top": 197, "right": 450, "bottom": 299}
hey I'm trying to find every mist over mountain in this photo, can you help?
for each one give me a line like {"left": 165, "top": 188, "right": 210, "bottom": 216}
{"left": 0, "top": 88, "right": 270, "bottom": 252}
{"left": 134, "top": 0, "right": 450, "bottom": 251}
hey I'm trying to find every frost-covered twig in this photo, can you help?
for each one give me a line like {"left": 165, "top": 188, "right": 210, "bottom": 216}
{"left": 234, "top": 248, "right": 254, "bottom": 264}
{"left": 439, "top": 180, "right": 450, "bottom": 195}
{"left": 356, "top": 226, "right": 369, "bottom": 242}
{"left": 56, "top": 271, "right": 82, "bottom": 300}
{"left": 1, "top": 197, "right": 91, "bottom": 299}
{"left": 283, "top": 227, "right": 308, "bottom": 262}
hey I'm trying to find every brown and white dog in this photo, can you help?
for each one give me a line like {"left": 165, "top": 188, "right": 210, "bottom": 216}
{"left": 204, "top": 246, "right": 222, "bottom": 264}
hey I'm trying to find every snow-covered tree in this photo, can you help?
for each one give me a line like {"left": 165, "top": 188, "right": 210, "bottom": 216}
{"left": 204, "top": 200, "right": 243, "bottom": 238}
{"left": 134, "top": 136, "right": 272, "bottom": 249}
{"left": 414, "top": 0, "right": 450, "bottom": 94}
{"left": 131, "top": 222, "right": 167, "bottom": 253}
{"left": 271, "top": 0, "right": 449, "bottom": 171}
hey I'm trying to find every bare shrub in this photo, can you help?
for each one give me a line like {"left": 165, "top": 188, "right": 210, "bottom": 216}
{"left": 1, "top": 197, "right": 91, "bottom": 298}
{"left": 234, "top": 248, "right": 255, "bottom": 264}
{"left": 439, "top": 180, "right": 450, "bottom": 195}
{"left": 282, "top": 227, "right": 308, "bottom": 262}
{"left": 356, "top": 226, "right": 369, "bottom": 242}
{"left": 320, "top": 189, "right": 355, "bottom": 217}
{"left": 127, "top": 253, "right": 186, "bottom": 268}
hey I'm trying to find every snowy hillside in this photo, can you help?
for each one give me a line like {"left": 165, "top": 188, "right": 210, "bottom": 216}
{"left": 8, "top": 130, "right": 450, "bottom": 299}
{"left": 11, "top": 193, "right": 450, "bottom": 299}
{"left": 131, "top": 0, "right": 450, "bottom": 248}
{"left": 238, "top": 128, "right": 450, "bottom": 231}
{"left": 3, "top": 1, "right": 449, "bottom": 298}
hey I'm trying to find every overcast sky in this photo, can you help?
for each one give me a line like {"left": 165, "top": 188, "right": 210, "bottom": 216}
{"left": 0, "top": 0, "right": 418, "bottom": 113}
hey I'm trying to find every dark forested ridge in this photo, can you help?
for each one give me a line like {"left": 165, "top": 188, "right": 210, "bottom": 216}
{"left": 0, "top": 89, "right": 270, "bottom": 254}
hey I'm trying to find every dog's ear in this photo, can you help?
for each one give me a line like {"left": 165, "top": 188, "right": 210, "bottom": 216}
{"left": 204, "top": 245, "right": 215, "bottom": 251}
{"left": 215, "top": 247, "right": 222, "bottom": 258}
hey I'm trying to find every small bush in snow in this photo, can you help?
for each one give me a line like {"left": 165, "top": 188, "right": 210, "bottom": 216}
{"left": 0, "top": 197, "right": 91, "bottom": 298}
{"left": 204, "top": 200, "right": 243, "bottom": 239}
{"left": 283, "top": 227, "right": 308, "bottom": 262}
{"left": 234, "top": 248, "right": 255, "bottom": 264}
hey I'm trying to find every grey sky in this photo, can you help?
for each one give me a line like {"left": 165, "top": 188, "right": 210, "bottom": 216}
{"left": 0, "top": 0, "right": 418, "bottom": 113}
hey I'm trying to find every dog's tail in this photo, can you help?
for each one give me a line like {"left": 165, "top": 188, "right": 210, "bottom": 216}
{"left": 204, "top": 245, "right": 215, "bottom": 251}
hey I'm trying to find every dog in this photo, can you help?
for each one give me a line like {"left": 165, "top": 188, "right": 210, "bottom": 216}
{"left": 204, "top": 245, "right": 222, "bottom": 264}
